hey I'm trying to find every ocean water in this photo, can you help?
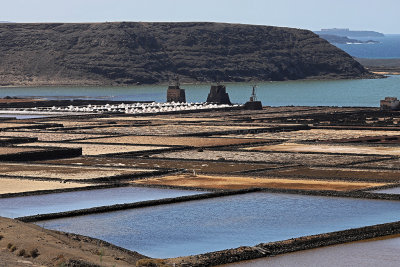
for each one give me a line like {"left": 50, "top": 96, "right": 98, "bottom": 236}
{"left": 40, "top": 192, "right": 400, "bottom": 258}
{"left": 335, "top": 34, "right": 400, "bottom": 59}
{"left": 1, "top": 75, "right": 399, "bottom": 107}
{"left": 0, "top": 187, "right": 205, "bottom": 218}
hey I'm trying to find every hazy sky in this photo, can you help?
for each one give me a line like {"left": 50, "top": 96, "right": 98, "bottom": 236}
{"left": 1, "top": 0, "right": 399, "bottom": 33}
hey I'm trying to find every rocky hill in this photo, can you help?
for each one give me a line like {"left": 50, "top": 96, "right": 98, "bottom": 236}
{"left": 0, "top": 22, "right": 375, "bottom": 86}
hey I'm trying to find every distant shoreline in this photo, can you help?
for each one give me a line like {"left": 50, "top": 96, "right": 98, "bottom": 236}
{"left": 356, "top": 58, "right": 400, "bottom": 75}
{"left": 0, "top": 75, "right": 385, "bottom": 89}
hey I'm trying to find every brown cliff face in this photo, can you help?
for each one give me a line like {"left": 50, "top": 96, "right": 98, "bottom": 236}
{"left": 0, "top": 22, "right": 374, "bottom": 86}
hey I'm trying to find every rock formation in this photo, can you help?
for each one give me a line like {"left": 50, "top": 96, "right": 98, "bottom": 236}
{"left": 0, "top": 22, "right": 376, "bottom": 87}
{"left": 207, "top": 85, "right": 231, "bottom": 104}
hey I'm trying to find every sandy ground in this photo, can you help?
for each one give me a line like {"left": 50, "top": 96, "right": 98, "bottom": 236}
{"left": 373, "top": 71, "right": 400, "bottom": 75}
{"left": 43, "top": 156, "right": 275, "bottom": 174}
{"left": 1, "top": 131, "right": 113, "bottom": 142}
{"left": 268, "top": 167, "right": 400, "bottom": 182}
{"left": 0, "top": 216, "right": 145, "bottom": 267}
{"left": 71, "top": 124, "right": 264, "bottom": 136}
{"left": 353, "top": 158, "right": 400, "bottom": 169}
{"left": 134, "top": 174, "right": 387, "bottom": 191}
{"left": 0, "top": 147, "right": 43, "bottom": 155}
{"left": 17, "top": 142, "right": 169, "bottom": 156}
{"left": 0, "top": 178, "right": 93, "bottom": 194}
{"left": 0, "top": 123, "right": 33, "bottom": 129}
{"left": 0, "top": 163, "right": 153, "bottom": 180}
{"left": 0, "top": 99, "right": 43, "bottom": 104}
{"left": 245, "top": 142, "right": 400, "bottom": 156}
{"left": 152, "top": 150, "right": 383, "bottom": 166}
{"left": 43, "top": 120, "right": 106, "bottom": 128}
{"left": 77, "top": 135, "right": 264, "bottom": 147}
{"left": 222, "top": 129, "right": 400, "bottom": 141}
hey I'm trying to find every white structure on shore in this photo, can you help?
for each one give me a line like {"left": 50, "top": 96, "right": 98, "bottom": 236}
{"left": 6, "top": 102, "right": 240, "bottom": 115}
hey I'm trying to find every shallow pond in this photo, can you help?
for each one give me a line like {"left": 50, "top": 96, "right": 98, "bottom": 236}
{"left": 39, "top": 192, "right": 400, "bottom": 258}
{"left": 0, "top": 114, "right": 50, "bottom": 119}
{"left": 372, "top": 187, "right": 400, "bottom": 195}
{"left": 0, "top": 186, "right": 204, "bottom": 218}
{"left": 221, "top": 236, "right": 400, "bottom": 267}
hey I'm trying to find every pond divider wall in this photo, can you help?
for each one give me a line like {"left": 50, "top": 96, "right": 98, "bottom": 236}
{"left": 0, "top": 137, "right": 38, "bottom": 146}
{"left": 16, "top": 188, "right": 261, "bottom": 222}
{"left": 15, "top": 185, "right": 400, "bottom": 223}
{"left": 175, "top": 220, "right": 400, "bottom": 266}
{"left": 0, "top": 168, "right": 177, "bottom": 184}
{"left": 0, "top": 147, "right": 82, "bottom": 161}
{"left": 259, "top": 187, "right": 400, "bottom": 201}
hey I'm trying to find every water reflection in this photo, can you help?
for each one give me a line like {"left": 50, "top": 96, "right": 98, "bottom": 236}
{"left": 222, "top": 235, "right": 400, "bottom": 267}
{"left": 0, "top": 186, "right": 204, "bottom": 218}
{"left": 40, "top": 192, "right": 400, "bottom": 258}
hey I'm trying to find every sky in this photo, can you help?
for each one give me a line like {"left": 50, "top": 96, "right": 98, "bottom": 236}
{"left": 1, "top": 0, "right": 399, "bottom": 33}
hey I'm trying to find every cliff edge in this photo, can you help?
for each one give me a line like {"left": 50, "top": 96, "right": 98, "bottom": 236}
{"left": 0, "top": 22, "right": 375, "bottom": 86}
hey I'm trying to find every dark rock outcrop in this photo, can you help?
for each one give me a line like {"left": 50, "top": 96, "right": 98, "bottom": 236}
{"left": 0, "top": 22, "right": 375, "bottom": 86}
{"left": 318, "top": 34, "right": 379, "bottom": 44}
{"left": 206, "top": 85, "right": 231, "bottom": 104}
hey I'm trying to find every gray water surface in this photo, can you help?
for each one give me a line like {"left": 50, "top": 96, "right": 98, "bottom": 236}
{"left": 40, "top": 192, "right": 400, "bottom": 258}
{"left": 0, "top": 114, "right": 50, "bottom": 119}
{"left": 222, "top": 236, "right": 400, "bottom": 267}
{"left": 372, "top": 187, "right": 400, "bottom": 195}
{"left": 0, "top": 186, "right": 205, "bottom": 218}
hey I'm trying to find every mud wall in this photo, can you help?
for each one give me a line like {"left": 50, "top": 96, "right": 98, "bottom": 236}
{"left": 16, "top": 188, "right": 261, "bottom": 222}
{"left": 176, "top": 221, "right": 400, "bottom": 266}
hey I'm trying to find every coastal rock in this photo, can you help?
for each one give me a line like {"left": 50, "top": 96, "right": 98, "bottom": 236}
{"left": 206, "top": 85, "right": 232, "bottom": 104}
{"left": 0, "top": 22, "right": 375, "bottom": 86}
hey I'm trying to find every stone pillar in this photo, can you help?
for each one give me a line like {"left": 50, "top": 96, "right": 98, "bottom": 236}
{"left": 206, "top": 85, "right": 231, "bottom": 105}
{"left": 167, "top": 86, "right": 186, "bottom": 102}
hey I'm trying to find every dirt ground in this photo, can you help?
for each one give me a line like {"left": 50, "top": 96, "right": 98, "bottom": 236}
{"left": 245, "top": 142, "right": 400, "bottom": 156}
{"left": 223, "top": 129, "right": 400, "bottom": 141}
{"left": 0, "top": 216, "right": 146, "bottom": 266}
{"left": 151, "top": 150, "right": 384, "bottom": 166}
{"left": 0, "top": 163, "right": 152, "bottom": 180}
{"left": 2, "top": 105, "right": 400, "bottom": 265}
{"left": 17, "top": 142, "right": 169, "bottom": 156}
{"left": 0, "top": 147, "right": 43, "bottom": 155}
{"left": 43, "top": 156, "right": 276, "bottom": 174}
{"left": 134, "top": 174, "right": 387, "bottom": 191}
{"left": 266, "top": 167, "right": 400, "bottom": 182}
{"left": 0, "top": 178, "right": 94, "bottom": 194}
{"left": 71, "top": 124, "right": 264, "bottom": 136}
{"left": 0, "top": 99, "right": 43, "bottom": 104}
{"left": 76, "top": 135, "right": 264, "bottom": 147}
{"left": 1, "top": 131, "right": 113, "bottom": 142}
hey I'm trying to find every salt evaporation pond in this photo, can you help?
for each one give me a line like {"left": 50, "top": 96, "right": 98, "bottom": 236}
{"left": 222, "top": 236, "right": 400, "bottom": 267}
{"left": 0, "top": 186, "right": 205, "bottom": 218}
{"left": 372, "top": 187, "right": 400, "bottom": 195}
{"left": 40, "top": 192, "right": 400, "bottom": 258}
{"left": 0, "top": 114, "right": 50, "bottom": 119}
